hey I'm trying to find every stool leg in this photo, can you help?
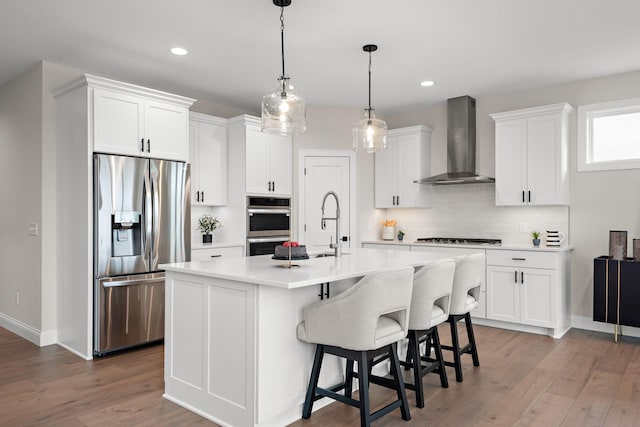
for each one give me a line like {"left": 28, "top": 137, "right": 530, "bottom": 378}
{"left": 404, "top": 337, "right": 413, "bottom": 370}
{"left": 449, "top": 316, "right": 463, "bottom": 382}
{"left": 465, "top": 312, "right": 480, "bottom": 367}
{"left": 432, "top": 327, "right": 448, "bottom": 388}
{"left": 345, "top": 359, "right": 354, "bottom": 398}
{"left": 357, "top": 351, "right": 371, "bottom": 427}
{"left": 389, "top": 342, "right": 411, "bottom": 420}
{"left": 409, "top": 330, "right": 424, "bottom": 408}
{"left": 302, "top": 345, "right": 325, "bottom": 419}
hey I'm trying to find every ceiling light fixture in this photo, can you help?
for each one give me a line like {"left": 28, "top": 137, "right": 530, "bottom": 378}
{"left": 420, "top": 80, "right": 435, "bottom": 87}
{"left": 353, "top": 44, "right": 387, "bottom": 153}
{"left": 261, "top": 0, "right": 306, "bottom": 136}
{"left": 170, "top": 47, "right": 188, "bottom": 56}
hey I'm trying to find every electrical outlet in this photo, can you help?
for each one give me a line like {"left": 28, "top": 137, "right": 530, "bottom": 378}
{"left": 28, "top": 223, "right": 38, "bottom": 237}
{"left": 15, "top": 293, "right": 19, "bottom": 306}
{"left": 519, "top": 223, "right": 527, "bottom": 233}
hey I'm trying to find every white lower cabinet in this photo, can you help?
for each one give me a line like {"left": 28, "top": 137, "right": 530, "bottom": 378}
{"left": 486, "top": 249, "right": 569, "bottom": 337}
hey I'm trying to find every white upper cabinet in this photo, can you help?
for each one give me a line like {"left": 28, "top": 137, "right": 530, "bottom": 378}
{"left": 230, "top": 115, "right": 292, "bottom": 196}
{"left": 375, "top": 125, "right": 432, "bottom": 208}
{"left": 89, "top": 75, "right": 194, "bottom": 161}
{"left": 189, "top": 113, "right": 228, "bottom": 206}
{"left": 491, "top": 103, "right": 572, "bottom": 206}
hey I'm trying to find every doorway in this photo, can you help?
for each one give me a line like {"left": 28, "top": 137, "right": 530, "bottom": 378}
{"left": 298, "top": 151, "right": 356, "bottom": 252}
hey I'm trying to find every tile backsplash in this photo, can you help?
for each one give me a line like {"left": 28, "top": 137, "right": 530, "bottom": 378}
{"left": 379, "top": 184, "right": 569, "bottom": 245}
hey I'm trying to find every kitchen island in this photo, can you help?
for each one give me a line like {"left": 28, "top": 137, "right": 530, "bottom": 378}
{"left": 160, "top": 248, "right": 449, "bottom": 427}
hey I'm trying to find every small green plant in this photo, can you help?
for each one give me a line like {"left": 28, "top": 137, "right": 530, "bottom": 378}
{"left": 197, "top": 214, "right": 221, "bottom": 234}
{"left": 531, "top": 231, "right": 540, "bottom": 239}
{"left": 398, "top": 230, "right": 405, "bottom": 238}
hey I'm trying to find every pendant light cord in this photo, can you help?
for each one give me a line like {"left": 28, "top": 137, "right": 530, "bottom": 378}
{"left": 280, "top": 6, "right": 287, "bottom": 94}
{"left": 367, "top": 50, "right": 373, "bottom": 120}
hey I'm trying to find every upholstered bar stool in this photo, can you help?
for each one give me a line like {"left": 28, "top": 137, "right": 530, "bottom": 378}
{"left": 401, "top": 257, "right": 456, "bottom": 408}
{"left": 442, "top": 252, "right": 485, "bottom": 382}
{"left": 297, "top": 266, "right": 414, "bottom": 427}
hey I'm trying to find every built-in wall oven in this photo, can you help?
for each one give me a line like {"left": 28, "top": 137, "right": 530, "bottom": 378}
{"left": 246, "top": 196, "right": 291, "bottom": 256}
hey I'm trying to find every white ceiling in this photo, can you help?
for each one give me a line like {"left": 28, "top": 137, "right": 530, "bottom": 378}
{"left": 2, "top": 0, "right": 640, "bottom": 114}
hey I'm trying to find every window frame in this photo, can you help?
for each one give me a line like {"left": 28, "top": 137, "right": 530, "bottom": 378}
{"left": 577, "top": 97, "right": 640, "bottom": 172}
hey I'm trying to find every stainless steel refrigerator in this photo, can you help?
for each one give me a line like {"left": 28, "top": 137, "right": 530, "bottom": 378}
{"left": 93, "top": 153, "right": 190, "bottom": 356}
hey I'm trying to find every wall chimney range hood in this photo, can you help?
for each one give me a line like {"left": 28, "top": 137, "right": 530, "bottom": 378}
{"left": 414, "top": 95, "right": 494, "bottom": 185}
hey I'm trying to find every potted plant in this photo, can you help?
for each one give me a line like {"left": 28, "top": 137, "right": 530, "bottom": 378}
{"left": 397, "top": 230, "right": 405, "bottom": 241}
{"left": 197, "top": 214, "right": 221, "bottom": 244}
{"left": 532, "top": 231, "right": 541, "bottom": 247}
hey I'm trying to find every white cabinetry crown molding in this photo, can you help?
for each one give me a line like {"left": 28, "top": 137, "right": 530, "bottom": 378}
{"left": 53, "top": 74, "right": 196, "bottom": 107}
{"left": 490, "top": 102, "right": 573, "bottom": 121}
{"left": 227, "top": 114, "right": 261, "bottom": 128}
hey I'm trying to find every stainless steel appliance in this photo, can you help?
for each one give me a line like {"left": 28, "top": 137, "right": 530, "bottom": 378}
{"left": 246, "top": 196, "right": 291, "bottom": 256}
{"left": 93, "top": 154, "right": 190, "bottom": 356}
{"left": 416, "top": 237, "right": 502, "bottom": 246}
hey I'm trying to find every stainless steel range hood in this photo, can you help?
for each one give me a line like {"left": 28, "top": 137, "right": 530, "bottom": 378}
{"left": 414, "top": 95, "right": 494, "bottom": 185}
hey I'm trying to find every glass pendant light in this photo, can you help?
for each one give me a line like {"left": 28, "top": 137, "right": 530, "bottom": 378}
{"left": 262, "top": 0, "right": 306, "bottom": 136}
{"left": 353, "top": 44, "right": 387, "bottom": 153}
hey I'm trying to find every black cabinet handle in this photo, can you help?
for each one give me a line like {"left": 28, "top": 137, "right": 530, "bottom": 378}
{"left": 272, "top": 181, "right": 275, "bottom": 192}
{"left": 392, "top": 195, "right": 396, "bottom": 205}
{"left": 210, "top": 254, "right": 222, "bottom": 258}
{"left": 140, "top": 138, "right": 145, "bottom": 152}
{"left": 397, "top": 195, "right": 400, "bottom": 205}
{"left": 267, "top": 181, "right": 272, "bottom": 192}
{"left": 521, "top": 271, "right": 524, "bottom": 284}
{"left": 522, "top": 191, "right": 525, "bottom": 203}
{"left": 514, "top": 271, "right": 518, "bottom": 283}
{"left": 146, "top": 139, "right": 151, "bottom": 152}
{"left": 528, "top": 190, "right": 531, "bottom": 203}
{"left": 512, "top": 257, "right": 526, "bottom": 261}
{"left": 196, "top": 191, "right": 200, "bottom": 202}
{"left": 201, "top": 191, "right": 204, "bottom": 203}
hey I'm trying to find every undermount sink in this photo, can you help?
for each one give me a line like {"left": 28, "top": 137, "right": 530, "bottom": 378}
{"left": 314, "top": 252, "right": 335, "bottom": 258}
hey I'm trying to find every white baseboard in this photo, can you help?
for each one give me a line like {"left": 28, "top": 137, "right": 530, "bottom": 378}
{"left": 0, "top": 312, "right": 57, "bottom": 346}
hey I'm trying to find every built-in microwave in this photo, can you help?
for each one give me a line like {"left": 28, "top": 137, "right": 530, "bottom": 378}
{"left": 246, "top": 196, "right": 291, "bottom": 238}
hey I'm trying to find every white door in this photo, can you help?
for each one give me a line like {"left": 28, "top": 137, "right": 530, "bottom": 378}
{"left": 268, "top": 135, "right": 293, "bottom": 196}
{"left": 302, "top": 155, "right": 352, "bottom": 253}
{"left": 521, "top": 268, "right": 554, "bottom": 327}
{"left": 93, "top": 88, "right": 144, "bottom": 156}
{"left": 486, "top": 266, "right": 520, "bottom": 323}
{"left": 495, "top": 119, "right": 527, "bottom": 206}
{"left": 245, "top": 127, "right": 272, "bottom": 195}
{"left": 144, "top": 99, "right": 189, "bottom": 161}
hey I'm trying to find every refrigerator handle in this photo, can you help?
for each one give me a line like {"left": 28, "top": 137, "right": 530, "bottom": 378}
{"left": 150, "top": 163, "right": 160, "bottom": 269}
{"left": 143, "top": 162, "right": 153, "bottom": 269}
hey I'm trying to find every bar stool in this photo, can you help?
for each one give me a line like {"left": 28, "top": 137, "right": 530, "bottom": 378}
{"left": 442, "top": 252, "right": 485, "bottom": 382}
{"left": 296, "top": 266, "right": 414, "bottom": 427}
{"left": 402, "top": 258, "right": 456, "bottom": 408}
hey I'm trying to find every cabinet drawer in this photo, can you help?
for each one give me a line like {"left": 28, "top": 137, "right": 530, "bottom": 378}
{"left": 486, "top": 250, "right": 557, "bottom": 270}
{"left": 191, "top": 246, "right": 244, "bottom": 261}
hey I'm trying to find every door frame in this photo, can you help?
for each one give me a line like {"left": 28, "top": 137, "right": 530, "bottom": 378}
{"left": 297, "top": 150, "right": 357, "bottom": 248}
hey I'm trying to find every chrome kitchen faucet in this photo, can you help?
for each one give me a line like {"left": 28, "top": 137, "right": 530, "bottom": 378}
{"left": 320, "top": 191, "right": 341, "bottom": 257}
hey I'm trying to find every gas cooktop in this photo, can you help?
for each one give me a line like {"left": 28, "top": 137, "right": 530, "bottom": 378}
{"left": 416, "top": 237, "right": 502, "bottom": 246}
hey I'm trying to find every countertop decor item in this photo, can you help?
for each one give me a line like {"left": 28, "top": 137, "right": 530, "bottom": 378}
{"left": 353, "top": 44, "right": 387, "bottom": 153}
{"left": 261, "top": 0, "right": 306, "bottom": 136}
{"left": 382, "top": 219, "right": 396, "bottom": 241}
{"left": 609, "top": 230, "right": 627, "bottom": 260}
{"left": 197, "top": 214, "right": 221, "bottom": 244}
{"left": 397, "top": 230, "right": 405, "bottom": 241}
{"left": 532, "top": 231, "right": 541, "bottom": 247}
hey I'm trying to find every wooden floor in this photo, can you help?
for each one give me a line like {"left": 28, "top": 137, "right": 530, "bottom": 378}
{"left": 1, "top": 324, "right": 639, "bottom": 427}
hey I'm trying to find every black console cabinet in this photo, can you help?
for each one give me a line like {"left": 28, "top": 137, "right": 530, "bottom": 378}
{"left": 593, "top": 256, "right": 640, "bottom": 328}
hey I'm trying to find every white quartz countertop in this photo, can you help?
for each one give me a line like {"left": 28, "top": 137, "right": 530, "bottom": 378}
{"left": 362, "top": 240, "right": 573, "bottom": 252}
{"left": 161, "top": 248, "right": 449, "bottom": 289}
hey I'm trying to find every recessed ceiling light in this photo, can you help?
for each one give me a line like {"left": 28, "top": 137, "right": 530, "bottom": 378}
{"left": 170, "top": 47, "right": 188, "bottom": 56}
{"left": 420, "top": 80, "right": 435, "bottom": 87}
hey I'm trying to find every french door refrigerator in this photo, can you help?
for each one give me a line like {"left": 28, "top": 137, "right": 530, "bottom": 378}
{"left": 93, "top": 153, "right": 190, "bottom": 356}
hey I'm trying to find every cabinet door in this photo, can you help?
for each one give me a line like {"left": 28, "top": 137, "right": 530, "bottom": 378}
{"left": 245, "top": 127, "right": 272, "bottom": 195}
{"left": 189, "top": 121, "right": 201, "bottom": 204}
{"left": 527, "top": 114, "right": 564, "bottom": 205}
{"left": 486, "top": 266, "right": 520, "bottom": 323}
{"left": 268, "top": 134, "right": 292, "bottom": 196}
{"left": 521, "top": 267, "right": 554, "bottom": 327}
{"left": 93, "top": 88, "right": 145, "bottom": 156}
{"left": 144, "top": 100, "right": 189, "bottom": 161}
{"left": 495, "top": 119, "right": 527, "bottom": 206}
{"left": 395, "top": 133, "right": 429, "bottom": 208}
{"left": 374, "top": 137, "right": 396, "bottom": 208}
{"left": 197, "top": 122, "right": 228, "bottom": 205}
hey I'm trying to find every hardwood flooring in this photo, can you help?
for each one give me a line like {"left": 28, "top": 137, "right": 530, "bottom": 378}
{"left": 1, "top": 323, "right": 639, "bottom": 426}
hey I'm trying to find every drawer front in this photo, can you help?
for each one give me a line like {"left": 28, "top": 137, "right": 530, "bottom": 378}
{"left": 486, "top": 250, "right": 557, "bottom": 270}
{"left": 191, "top": 246, "right": 244, "bottom": 261}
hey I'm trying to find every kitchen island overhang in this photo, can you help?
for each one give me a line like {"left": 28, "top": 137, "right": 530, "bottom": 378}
{"left": 161, "top": 248, "right": 465, "bottom": 427}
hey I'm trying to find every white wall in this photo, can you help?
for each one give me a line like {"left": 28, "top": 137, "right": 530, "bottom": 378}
{"left": 0, "top": 63, "right": 43, "bottom": 338}
{"left": 386, "top": 69, "right": 640, "bottom": 328}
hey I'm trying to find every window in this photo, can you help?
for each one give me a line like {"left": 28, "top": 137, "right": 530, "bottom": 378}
{"left": 578, "top": 97, "right": 640, "bottom": 171}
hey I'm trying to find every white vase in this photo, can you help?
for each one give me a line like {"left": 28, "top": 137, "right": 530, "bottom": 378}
{"left": 382, "top": 226, "right": 395, "bottom": 241}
